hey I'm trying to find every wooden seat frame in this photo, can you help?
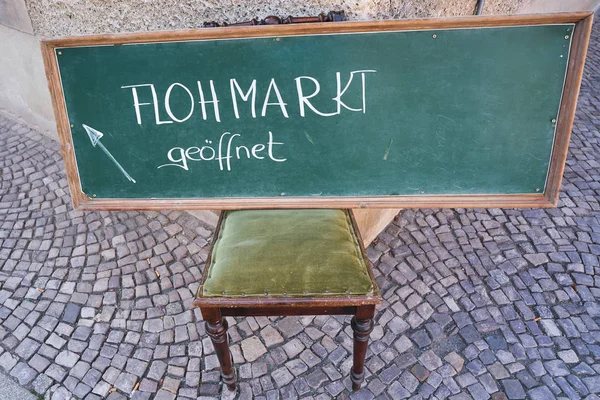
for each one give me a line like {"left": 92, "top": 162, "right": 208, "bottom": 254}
{"left": 193, "top": 209, "right": 382, "bottom": 392}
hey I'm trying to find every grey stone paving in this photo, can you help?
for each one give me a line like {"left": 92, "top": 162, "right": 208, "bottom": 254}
{"left": 0, "top": 370, "right": 37, "bottom": 400}
{"left": 2, "top": 16, "right": 600, "bottom": 400}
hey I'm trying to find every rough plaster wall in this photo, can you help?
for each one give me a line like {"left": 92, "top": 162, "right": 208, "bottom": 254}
{"left": 0, "top": 0, "right": 33, "bottom": 33}
{"left": 520, "top": 0, "right": 600, "bottom": 13}
{"left": 0, "top": 24, "right": 57, "bottom": 140}
{"left": 482, "top": 0, "right": 531, "bottom": 15}
{"left": 21, "top": 0, "right": 600, "bottom": 38}
{"left": 22, "top": 0, "right": 513, "bottom": 37}
{"left": 22, "top": 0, "right": 600, "bottom": 38}
{"left": 389, "top": 0, "right": 479, "bottom": 18}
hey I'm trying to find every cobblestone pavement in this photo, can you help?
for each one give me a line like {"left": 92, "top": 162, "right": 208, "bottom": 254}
{"left": 2, "top": 19, "right": 600, "bottom": 400}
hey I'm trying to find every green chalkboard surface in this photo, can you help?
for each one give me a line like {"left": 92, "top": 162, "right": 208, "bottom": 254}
{"left": 44, "top": 15, "right": 590, "bottom": 209}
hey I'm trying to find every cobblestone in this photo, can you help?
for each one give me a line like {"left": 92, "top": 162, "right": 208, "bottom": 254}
{"left": 1, "top": 14, "right": 600, "bottom": 400}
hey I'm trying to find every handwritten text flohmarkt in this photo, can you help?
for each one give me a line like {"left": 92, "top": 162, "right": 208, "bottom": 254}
{"left": 121, "top": 70, "right": 376, "bottom": 171}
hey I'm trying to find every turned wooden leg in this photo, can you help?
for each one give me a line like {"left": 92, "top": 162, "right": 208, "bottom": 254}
{"left": 205, "top": 317, "right": 236, "bottom": 391}
{"left": 351, "top": 314, "right": 374, "bottom": 391}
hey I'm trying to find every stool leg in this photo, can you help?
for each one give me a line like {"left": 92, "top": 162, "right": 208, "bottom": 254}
{"left": 350, "top": 316, "right": 374, "bottom": 391}
{"left": 205, "top": 317, "right": 236, "bottom": 391}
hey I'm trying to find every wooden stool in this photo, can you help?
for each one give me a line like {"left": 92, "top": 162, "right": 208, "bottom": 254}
{"left": 193, "top": 209, "right": 382, "bottom": 391}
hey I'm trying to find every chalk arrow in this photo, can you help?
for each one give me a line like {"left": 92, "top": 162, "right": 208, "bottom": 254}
{"left": 82, "top": 124, "right": 136, "bottom": 183}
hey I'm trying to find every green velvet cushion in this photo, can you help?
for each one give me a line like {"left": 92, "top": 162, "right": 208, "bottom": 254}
{"left": 201, "top": 209, "right": 374, "bottom": 297}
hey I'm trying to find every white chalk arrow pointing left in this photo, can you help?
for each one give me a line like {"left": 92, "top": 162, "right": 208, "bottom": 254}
{"left": 82, "top": 124, "right": 136, "bottom": 183}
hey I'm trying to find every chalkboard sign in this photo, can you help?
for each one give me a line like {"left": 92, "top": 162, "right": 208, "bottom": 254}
{"left": 42, "top": 13, "right": 593, "bottom": 210}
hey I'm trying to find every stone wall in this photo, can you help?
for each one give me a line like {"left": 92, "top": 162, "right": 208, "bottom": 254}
{"left": 0, "top": 1, "right": 55, "bottom": 139}
{"left": 23, "top": 0, "right": 506, "bottom": 37}
{"left": 22, "top": 0, "right": 600, "bottom": 38}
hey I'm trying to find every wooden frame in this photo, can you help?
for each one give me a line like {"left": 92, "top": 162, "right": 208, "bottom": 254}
{"left": 193, "top": 209, "right": 382, "bottom": 391}
{"left": 41, "top": 12, "right": 593, "bottom": 211}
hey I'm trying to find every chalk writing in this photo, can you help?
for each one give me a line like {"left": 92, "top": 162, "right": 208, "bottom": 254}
{"left": 122, "top": 70, "right": 376, "bottom": 175}
{"left": 121, "top": 70, "right": 376, "bottom": 126}
{"left": 158, "top": 131, "right": 286, "bottom": 172}
{"left": 82, "top": 124, "right": 136, "bottom": 183}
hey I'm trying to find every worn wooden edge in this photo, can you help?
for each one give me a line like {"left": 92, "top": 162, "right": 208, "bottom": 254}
{"left": 73, "top": 194, "right": 556, "bottom": 211}
{"left": 41, "top": 12, "right": 592, "bottom": 47}
{"left": 40, "top": 41, "right": 88, "bottom": 209}
{"left": 347, "top": 209, "right": 382, "bottom": 300}
{"left": 195, "top": 210, "right": 225, "bottom": 300}
{"left": 218, "top": 306, "right": 360, "bottom": 317}
{"left": 545, "top": 14, "right": 594, "bottom": 205}
{"left": 40, "top": 12, "right": 593, "bottom": 211}
{"left": 194, "top": 295, "right": 382, "bottom": 309}
{"left": 193, "top": 209, "right": 382, "bottom": 309}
